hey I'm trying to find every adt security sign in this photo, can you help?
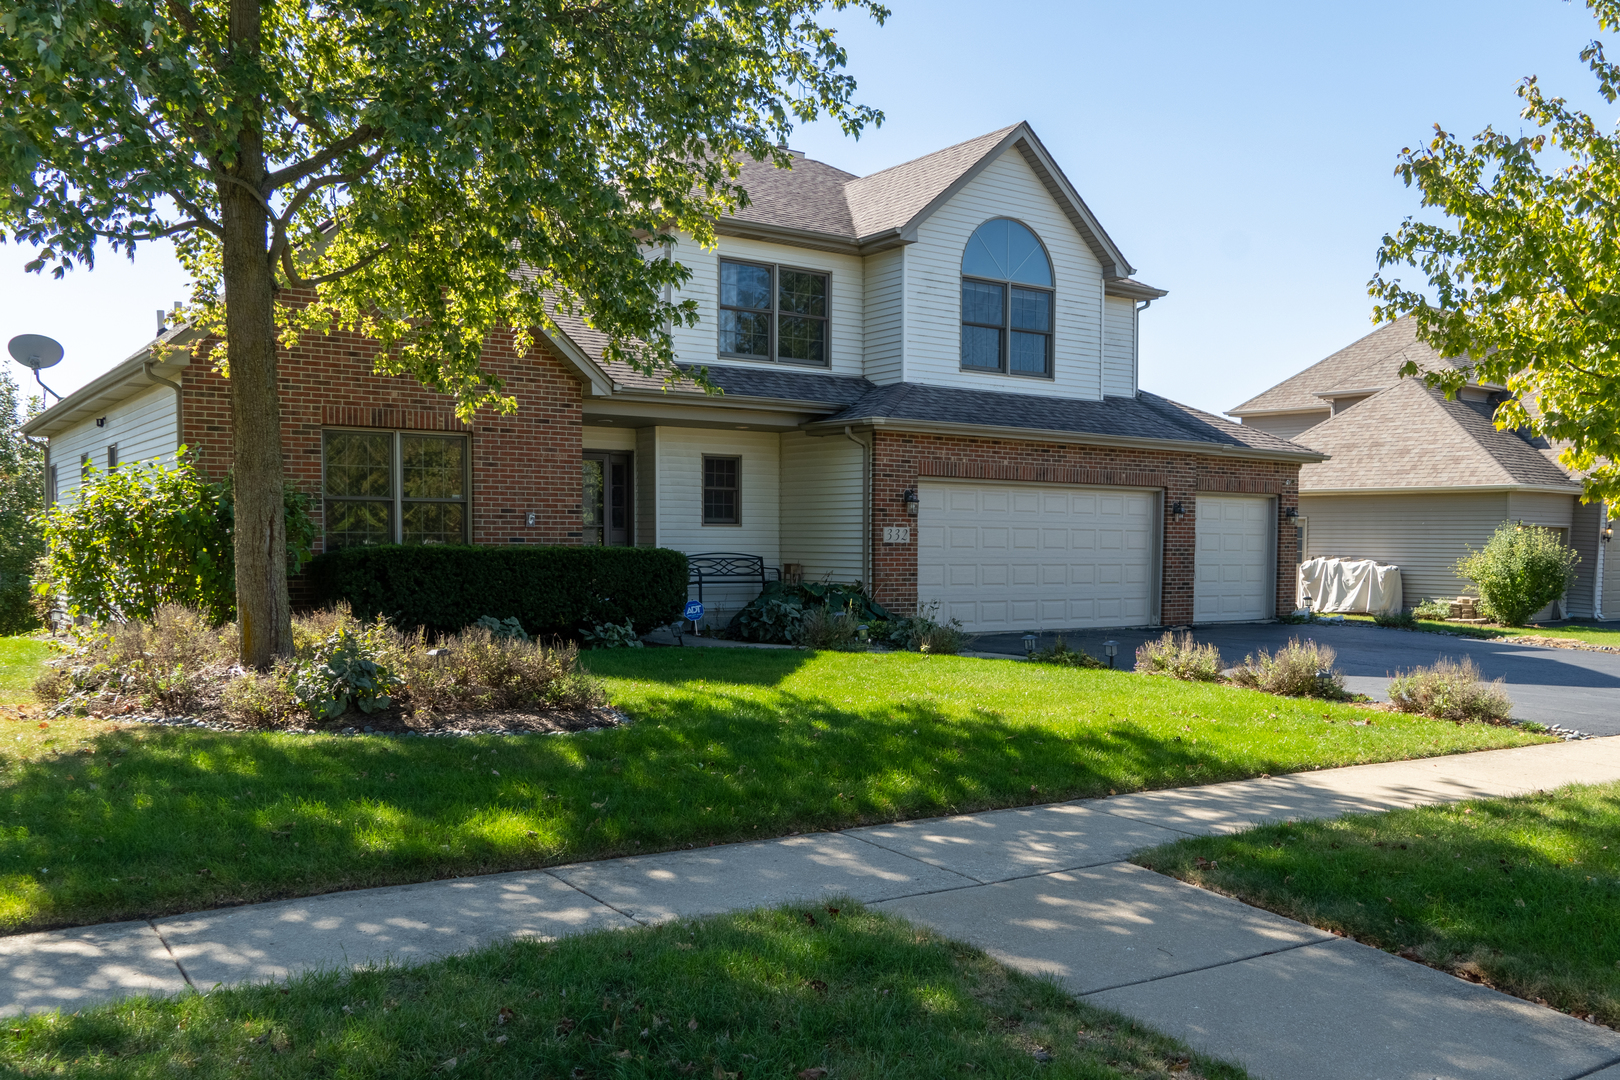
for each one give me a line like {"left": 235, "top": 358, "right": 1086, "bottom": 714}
{"left": 683, "top": 600, "right": 705, "bottom": 623}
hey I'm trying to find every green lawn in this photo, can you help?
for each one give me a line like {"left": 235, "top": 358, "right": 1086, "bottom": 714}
{"left": 0, "top": 903, "right": 1247, "bottom": 1080}
{"left": 1135, "top": 783, "right": 1620, "bottom": 1026}
{"left": 1344, "top": 614, "right": 1620, "bottom": 648}
{"left": 0, "top": 635, "right": 50, "bottom": 704}
{"left": 0, "top": 648, "right": 1546, "bottom": 933}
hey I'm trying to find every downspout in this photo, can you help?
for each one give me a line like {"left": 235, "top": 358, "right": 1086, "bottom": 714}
{"left": 844, "top": 425, "right": 872, "bottom": 589}
{"left": 143, "top": 359, "right": 183, "bottom": 458}
{"left": 1597, "top": 502, "right": 1608, "bottom": 622}
{"left": 1133, "top": 298, "right": 1152, "bottom": 398}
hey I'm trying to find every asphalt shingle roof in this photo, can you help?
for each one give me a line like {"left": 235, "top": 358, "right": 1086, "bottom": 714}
{"left": 606, "top": 359, "right": 874, "bottom": 406}
{"left": 823, "top": 383, "right": 1319, "bottom": 456}
{"left": 1294, "top": 377, "right": 1578, "bottom": 491}
{"left": 1229, "top": 317, "right": 1472, "bottom": 417}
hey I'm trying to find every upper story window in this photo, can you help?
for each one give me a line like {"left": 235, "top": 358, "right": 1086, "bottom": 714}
{"left": 960, "top": 218, "right": 1054, "bottom": 378}
{"left": 718, "top": 259, "right": 829, "bottom": 366}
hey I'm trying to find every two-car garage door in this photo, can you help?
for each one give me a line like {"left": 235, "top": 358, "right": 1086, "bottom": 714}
{"left": 917, "top": 482, "right": 1156, "bottom": 633}
{"left": 917, "top": 483, "right": 1275, "bottom": 633}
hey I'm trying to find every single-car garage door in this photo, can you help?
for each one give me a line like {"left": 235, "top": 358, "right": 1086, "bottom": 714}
{"left": 1193, "top": 495, "right": 1274, "bottom": 623}
{"left": 917, "top": 482, "right": 1157, "bottom": 633}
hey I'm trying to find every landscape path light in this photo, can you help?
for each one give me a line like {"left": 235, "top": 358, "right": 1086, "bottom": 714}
{"left": 1022, "top": 632, "right": 1037, "bottom": 657}
{"left": 1103, "top": 640, "right": 1118, "bottom": 668}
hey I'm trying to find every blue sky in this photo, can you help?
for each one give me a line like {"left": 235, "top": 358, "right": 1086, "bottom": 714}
{"left": 2, "top": 0, "right": 1613, "bottom": 415}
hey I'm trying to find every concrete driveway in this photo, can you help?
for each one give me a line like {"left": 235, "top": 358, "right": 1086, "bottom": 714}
{"left": 971, "top": 622, "right": 1620, "bottom": 736}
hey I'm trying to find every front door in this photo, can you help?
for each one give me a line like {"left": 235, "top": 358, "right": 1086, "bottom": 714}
{"left": 582, "top": 452, "right": 632, "bottom": 545}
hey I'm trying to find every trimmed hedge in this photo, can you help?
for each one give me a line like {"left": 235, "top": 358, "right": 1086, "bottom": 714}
{"left": 306, "top": 545, "right": 689, "bottom": 637}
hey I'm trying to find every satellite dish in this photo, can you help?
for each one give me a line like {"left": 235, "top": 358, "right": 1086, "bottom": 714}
{"left": 7, "top": 335, "right": 63, "bottom": 370}
{"left": 7, "top": 335, "right": 64, "bottom": 404}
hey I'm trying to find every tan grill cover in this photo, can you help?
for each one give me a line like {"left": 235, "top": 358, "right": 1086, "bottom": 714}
{"left": 1296, "top": 557, "right": 1403, "bottom": 615}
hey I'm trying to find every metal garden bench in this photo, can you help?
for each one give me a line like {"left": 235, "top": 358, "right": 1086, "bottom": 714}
{"left": 687, "top": 552, "right": 780, "bottom": 607}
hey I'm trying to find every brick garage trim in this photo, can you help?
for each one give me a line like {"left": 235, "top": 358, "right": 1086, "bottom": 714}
{"left": 871, "top": 430, "right": 1300, "bottom": 626}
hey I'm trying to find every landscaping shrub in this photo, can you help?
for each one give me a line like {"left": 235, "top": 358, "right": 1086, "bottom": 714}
{"left": 797, "top": 602, "right": 865, "bottom": 650}
{"left": 1455, "top": 522, "right": 1580, "bottom": 627}
{"left": 307, "top": 544, "right": 688, "bottom": 636}
{"left": 1373, "top": 609, "right": 1417, "bottom": 628}
{"left": 729, "top": 580, "right": 890, "bottom": 644}
{"left": 1227, "top": 637, "right": 1347, "bottom": 698}
{"left": 1134, "top": 631, "right": 1223, "bottom": 681}
{"left": 1387, "top": 656, "right": 1513, "bottom": 723}
{"left": 35, "top": 604, "right": 235, "bottom": 715}
{"left": 1031, "top": 635, "right": 1107, "bottom": 669}
{"left": 580, "top": 619, "right": 643, "bottom": 649}
{"left": 1412, "top": 598, "right": 1453, "bottom": 620}
{"left": 36, "top": 451, "right": 313, "bottom": 623}
{"left": 37, "top": 603, "right": 603, "bottom": 725}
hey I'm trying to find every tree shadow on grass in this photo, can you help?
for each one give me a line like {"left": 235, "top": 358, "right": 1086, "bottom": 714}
{"left": 1141, "top": 785, "right": 1620, "bottom": 1024}
{"left": 0, "top": 658, "right": 1506, "bottom": 933}
{"left": 1, "top": 905, "right": 1251, "bottom": 1079}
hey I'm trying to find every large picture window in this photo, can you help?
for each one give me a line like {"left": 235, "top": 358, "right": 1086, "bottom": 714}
{"left": 323, "top": 430, "right": 469, "bottom": 549}
{"left": 718, "top": 259, "right": 829, "bottom": 365}
{"left": 960, "top": 218, "right": 1054, "bottom": 378}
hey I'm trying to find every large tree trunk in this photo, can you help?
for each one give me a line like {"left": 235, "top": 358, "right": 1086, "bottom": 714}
{"left": 221, "top": 0, "right": 291, "bottom": 669}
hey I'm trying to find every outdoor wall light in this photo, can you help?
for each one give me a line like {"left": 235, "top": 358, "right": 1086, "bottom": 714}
{"left": 1605, "top": 526, "right": 1613, "bottom": 543}
{"left": 1171, "top": 502, "right": 1184, "bottom": 519}
{"left": 902, "top": 488, "right": 919, "bottom": 517}
{"left": 1103, "top": 640, "right": 1118, "bottom": 668}
{"left": 1022, "top": 632, "right": 1037, "bottom": 656}
{"left": 1284, "top": 507, "right": 1299, "bottom": 519}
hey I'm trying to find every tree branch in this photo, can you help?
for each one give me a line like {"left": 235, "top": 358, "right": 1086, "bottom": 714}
{"left": 267, "top": 147, "right": 386, "bottom": 268}
{"left": 280, "top": 241, "right": 391, "bottom": 288}
{"left": 264, "top": 123, "right": 381, "bottom": 192}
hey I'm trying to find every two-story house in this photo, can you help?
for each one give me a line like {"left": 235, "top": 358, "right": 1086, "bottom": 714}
{"left": 24, "top": 122, "right": 1322, "bottom": 631}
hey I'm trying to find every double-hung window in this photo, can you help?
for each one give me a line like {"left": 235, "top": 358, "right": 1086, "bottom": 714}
{"left": 960, "top": 218, "right": 1055, "bottom": 378}
{"left": 323, "top": 430, "right": 469, "bottom": 549}
{"left": 702, "top": 456, "right": 740, "bottom": 525}
{"left": 718, "top": 259, "right": 829, "bottom": 365}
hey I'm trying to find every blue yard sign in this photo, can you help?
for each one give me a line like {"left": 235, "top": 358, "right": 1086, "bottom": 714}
{"left": 683, "top": 600, "right": 705, "bottom": 622}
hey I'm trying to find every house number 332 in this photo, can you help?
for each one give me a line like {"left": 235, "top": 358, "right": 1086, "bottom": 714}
{"left": 883, "top": 526, "right": 911, "bottom": 544}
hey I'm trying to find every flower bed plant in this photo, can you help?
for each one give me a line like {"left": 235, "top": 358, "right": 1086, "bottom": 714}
{"left": 1228, "top": 638, "right": 1349, "bottom": 700}
{"left": 1387, "top": 657, "right": 1513, "bottom": 723}
{"left": 36, "top": 603, "right": 606, "bottom": 732}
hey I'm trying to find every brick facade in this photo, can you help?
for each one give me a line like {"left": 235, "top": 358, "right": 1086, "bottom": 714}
{"left": 180, "top": 304, "right": 587, "bottom": 555}
{"left": 869, "top": 431, "right": 1301, "bottom": 626}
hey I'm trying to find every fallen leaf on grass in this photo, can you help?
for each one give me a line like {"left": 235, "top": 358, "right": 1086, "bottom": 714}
{"left": 797, "top": 1069, "right": 829, "bottom": 1080}
{"left": 496, "top": 1007, "right": 514, "bottom": 1025}
{"left": 805, "top": 979, "right": 828, "bottom": 995}
{"left": 556, "top": 1018, "right": 576, "bottom": 1035}
{"left": 803, "top": 911, "right": 818, "bottom": 927}
{"left": 687, "top": 1018, "right": 698, "bottom": 1031}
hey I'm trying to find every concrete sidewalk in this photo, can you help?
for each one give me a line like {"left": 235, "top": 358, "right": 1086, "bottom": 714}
{"left": 4, "top": 739, "right": 1620, "bottom": 1080}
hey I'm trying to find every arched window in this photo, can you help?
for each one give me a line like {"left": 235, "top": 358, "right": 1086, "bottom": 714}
{"left": 960, "top": 218, "right": 1054, "bottom": 377}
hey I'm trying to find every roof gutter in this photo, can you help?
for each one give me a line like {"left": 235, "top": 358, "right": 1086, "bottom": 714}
{"left": 23, "top": 329, "right": 196, "bottom": 438}
{"left": 1300, "top": 483, "right": 1583, "bottom": 496}
{"left": 810, "top": 416, "right": 1328, "bottom": 464}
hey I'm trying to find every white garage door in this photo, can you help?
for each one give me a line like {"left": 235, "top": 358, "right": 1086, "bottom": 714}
{"left": 1194, "top": 495, "right": 1273, "bottom": 623}
{"left": 917, "top": 482, "right": 1156, "bottom": 633}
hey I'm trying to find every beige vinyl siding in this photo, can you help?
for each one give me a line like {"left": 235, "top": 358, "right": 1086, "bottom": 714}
{"left": 582, "top": 426, "right": 637, "bottom": 452}
{"left": 664, "top": 232, "right": 865, "bottom": 378}
{"left": 1507, "top": 490, "right": 1577, "bottom": 528}
{"left": 779, "top": 431, "right": 864, "bottom": 582}
{"left": 1102, "top": 295, "right": 1136, "bottom": 397}
{"left": 653, "top": 427, "right": 780, "bottom": 626}
{"left": 902, "top": 148, "right": 1104, "bottom": 399}
{"left": 863, "top": 246, "right": 905, "bottom": 384}
{"left": 1567, "top": 499, "right": 1603, "bottom": 618}
{"left": 1298, "top": 491, "right": 1513, "bottom": 605}
{"left": 1240, "top": 411, "right": 1330, "bottom": 442}
{"left": 50, "top": 382, "right": 178, "bottom": 498}
{"left": 1603, "top": 503, "right": 1620, "bottom": 621}
{"left": 634, "top": 427, "right": 658, "bottom": 546}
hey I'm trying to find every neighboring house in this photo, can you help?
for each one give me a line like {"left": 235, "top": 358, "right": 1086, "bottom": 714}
{"left": 25, "top": 122, "right": 1324, "bottom": 632}
{"left": 1228, "top": 318, "right": 1613, "bottom": 618}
